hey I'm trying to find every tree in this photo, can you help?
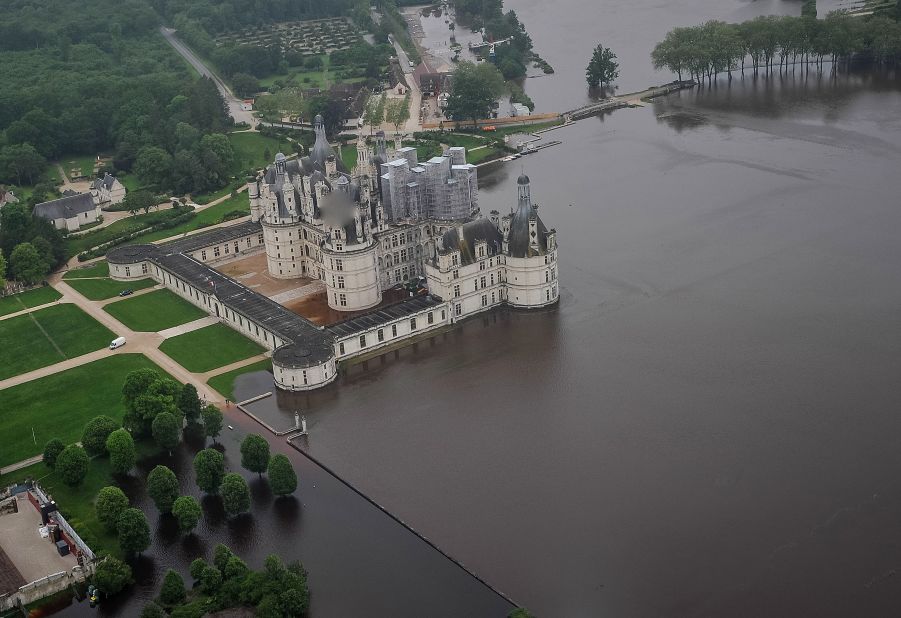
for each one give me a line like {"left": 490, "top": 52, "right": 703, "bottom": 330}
{"left": 93, "top": 556, "right": 133, "bottom": 595}
{"left": 56, "top": 445, "right": 89, "bottom": 486}
{"left": 95, "top": 486, "right": 129, "bottom": 530}
{"left": 202, "top": 404, "right": 223, "bottom": 444}
{"left": 200, "top": 565, "right": 223, "bottom": 594}
{"left": 508, "top": 609, "right": 536, "bottom": 618}
{"left": 81, "top": 415, "right": 119, "bottom": 456}
{"left": 0, "top": 251, "right": 6, "bottom": 289}
{"left": 106, "top": 428, "right": 136, "bottom": 475}
{"left": 268, "top": 454, "right": 297, "bottom": 496}
{"left": 0, "top": 143, "right": 46, "bottom": 185}
{"left": 189, "top": 558, "right": 207, "bottom": 581}
{"left": 193, "top": 448, "right": 225, "bottom": 493}
{"left": 172, "top": 496, "right": 202, "bottom": 534}
{"left": 121, "top": 191, "right": 157, "bottom": 216}
{"left": 213, "top": 543, "right": 234, "bottom": 572}
{"left": 177, "top": 384, "right": 202, "bottom": 425}
{"left": 232, "top": 72, "right": 260, "bottom": 98}
{"left": 151, "top": 411, "right": 181, "bottom": 454}
{"left": 240, "top": 434, "right": 270, "bottom": 476}
{"left": 9, "top": 242, "right": 48, "bottom": 284}
{"left": 158, "top": 569, "right": 186, "bottom": 607}
{"left": 116, "top": 507, "right": 151, "bottom": 554}
{"left": 445, "top": 61, "right": 505, "bottom": 125}
{"left": 386, "top": 95, "right": 411, "bottom": 133}
{"left": 42, "top": 438, "right": 65, "bottom": 469}
{"left": 586, "top": 44, "right": 619, "bottom": 88}
{"left": 220, "top": 473, "right": 250, "bottom": 516}
{"left": 133, "top": 146, "right": 172, "bottom": 190}
{"left": 146, "top": 465, "right": 179, "bottom": 513}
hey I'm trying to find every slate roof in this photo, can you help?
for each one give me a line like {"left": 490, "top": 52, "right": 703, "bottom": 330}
{"left": 33, "top": 193, "right": 95, "bottom": 221}
{"left": 90, "top": 173, "right": 118, "bottom": 191}
{"left": 438, "top": 218, "right": 503, "bottom": 265}
{"left": 107, "top": 222, "right": 335, "bottom": 368}
{"left": 327, "top": 295, "right": 443, "bottom": 338}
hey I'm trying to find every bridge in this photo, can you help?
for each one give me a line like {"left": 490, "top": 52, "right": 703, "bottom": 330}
{"left": 563, "top": 81, "right": 696, "bottom": 121}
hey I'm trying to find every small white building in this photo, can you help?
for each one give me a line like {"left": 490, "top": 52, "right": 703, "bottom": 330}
{"left": 33, "top": 193, "right": 101, "bottom": 232}
{"left": 510, "top": 102, "right": 531, "bottom": 117}
{"left": 89, "top": 173, "right": 126, "bottom": 207}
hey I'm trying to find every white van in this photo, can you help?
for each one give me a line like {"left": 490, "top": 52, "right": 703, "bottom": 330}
{"left": 109, "top": 336, "right": 126, "bottom": 350}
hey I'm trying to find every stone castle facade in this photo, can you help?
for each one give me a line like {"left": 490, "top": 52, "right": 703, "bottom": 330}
{"left": 108, "top": 115, "right": 558, "bottom": 392}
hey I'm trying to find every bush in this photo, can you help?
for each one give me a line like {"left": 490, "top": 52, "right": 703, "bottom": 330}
{"left": 140, "top": 602, "right": 166, "bottom": 618}
{"left": 56, "top": 444, "right": 89, "bottom": 486}
{"left": 95, "top": 486, "right": 129, "bottom": 530}
{"left": 189, "top": 558, "right": 207, "bottom": 581}
{"left": 158, "top": 569, "right": 186, "bottom": 607}
{"left": 147, "top": 465, "right": 179, "bottom": 513}
{"left": 106, "top": 428, "right": 136, "bottom": 475}
{"left": 42, "top": 438, "right": 65, "bottom": 469}
{"left": 220, "top": 473, "right": 250, "bottom": 517}
{"left": 200, "top": 565, "right": 223, "bottom": 595}
{"left": 268, "top": 454, "right": 297, "bottom": 496}
{"left": 172, "top": 495, "right": 202, "bottom": 534}
{"left": 81, "top": 415, "right": 119, "bottom": 456}
{"left": 116, "top": 507, "right": 150, "bottom": 555}
{"left": 193, "top": 448, "right": 225, "bottom": 494}
{"left": 239, "top": 434, "right": 270, "bottom": 476}
{"left": 93, "top": 555, "right": 133, "bottom": 595}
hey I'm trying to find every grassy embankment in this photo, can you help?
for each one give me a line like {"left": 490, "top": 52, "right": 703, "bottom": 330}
{"left": 207, "top": 359, "right": 272, "bottom": 401}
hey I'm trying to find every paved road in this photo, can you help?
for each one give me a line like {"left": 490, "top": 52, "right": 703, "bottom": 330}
{"left": 160, "top": 26, "right": 257, "bottom": 127}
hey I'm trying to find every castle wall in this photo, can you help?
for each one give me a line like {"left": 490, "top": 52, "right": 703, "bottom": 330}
{"left": 322, "top": 244, "right": 381, "bottom": 311}
{"left": 505, "top": 249, "right": 559, "bottom": 308}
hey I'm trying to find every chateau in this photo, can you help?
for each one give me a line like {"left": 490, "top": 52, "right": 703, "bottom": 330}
{"left": 109, "top": 115, "right": 558, "bottom": 392}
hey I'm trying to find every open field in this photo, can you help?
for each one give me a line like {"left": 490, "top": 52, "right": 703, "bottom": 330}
{"left": 0, "top": 287, "right": 61, "bottom": 317}
{"left": 104, "top": 289, "right": 206, "bottom": 332}
{"left": 0, "top": 354, "right": 170, "bottom": 468}
{"left": 160, "top": 323, "right": 265, "bottom": 373}
{"left": 0, "top": 304, "right": 115, "bottom": 380}
{"left": 229, "top": 132, "right": 294, "bottom": 171}
{"left": 207, "top": 359, "right": 271, "bottom": 400}
{"left": 58, "top": 154, "right": 97, "bottom": 180}
{"left": 66, "top": 277, "right": 156, "bottom": 301}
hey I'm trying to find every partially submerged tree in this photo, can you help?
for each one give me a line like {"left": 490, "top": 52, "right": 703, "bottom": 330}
{"left": 106, "top": 428, "right": 136, "bottom": 475}
{"left": 146, "top": 465, "right": 179, "bottom": 513}
{"left": 240, "top": 434, "right": 270, "bottom": 476}
{"left": 586, "top": 44, "right": 619, "bottom": 88}
{"left": 95, "top": 486, "right": 129, "bottom": 530}
{"left": 193, "top": 448, "right": 225, "bottom": 494}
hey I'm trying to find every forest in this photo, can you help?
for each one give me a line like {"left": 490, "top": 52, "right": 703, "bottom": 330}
{"left": 652, "top": 11, "right": 901, "bottom": 83}
{"left": 0, "top": 0, "right": 368, "bottom": 278}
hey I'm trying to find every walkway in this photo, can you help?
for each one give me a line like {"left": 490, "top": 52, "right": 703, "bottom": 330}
{"left": 158, "top": 316, "right": 218, "bottom": 339}
{"left": 563, "top": 80, "right": 696, "bottom": 121}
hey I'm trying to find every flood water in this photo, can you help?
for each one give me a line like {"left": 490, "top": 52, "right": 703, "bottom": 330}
{"left": 52, "top": 419, "right": 512, "bottom": 617}
{"left": 237, "top": 1, "right": 901, "bottom": 616}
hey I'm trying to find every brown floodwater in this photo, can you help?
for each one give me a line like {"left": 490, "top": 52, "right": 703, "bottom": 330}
{"left": 232, "top": 1, "right": 901, "bottom": 615}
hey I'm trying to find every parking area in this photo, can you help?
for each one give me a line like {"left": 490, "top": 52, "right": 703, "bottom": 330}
{"left": 0, "top": 494, "right": 78, "bottom": 585}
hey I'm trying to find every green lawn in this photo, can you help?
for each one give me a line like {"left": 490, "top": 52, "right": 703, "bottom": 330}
{"left": 59, "top": 154, "right": 97, "bottom": 179}
{"left": 116, "top": 172, "right": 142, "bottom": 193}
{"left": 0, "top": 286, "right": 61, "bottom": 317}
{"left": 193, "top": 184, "right": 234, "bottom": 205}
{"left": 128, "top": 193, "right": 250, "bottom": 245}
{"left": 104, "top": 289, "right": 206, "bottom": 332}
{"left": 0, "top": 353, "right": 170, "bottom": 468}
{"left": 494, "top": 119, "right": 565, "bottom": 136}
{"left": 466, "top": 146, "right": 505, "bottom": 164}
{"left": 63, "top": 261, "right": 109, "bottom": 279}
{"left": 340, "top": 144, "right": 358, "bottom": 171}
{"left": 160, "top": 323, "right": 265, "bottom": 373}
{"left": 0, "top": 304, "right": 116, "bottom": 380}
{"left": 207, "top": 359, "right": 272, "bottom": 401}
{"left": 229, "top": 132, "right": 293, "bottom": 171}
{"left": 66, "top": 277, "right": 156, "bottom": 301}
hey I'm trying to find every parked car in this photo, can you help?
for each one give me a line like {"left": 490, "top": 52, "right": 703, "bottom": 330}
{"left": 118, "top": 289, "right": 134, "bottom": 297}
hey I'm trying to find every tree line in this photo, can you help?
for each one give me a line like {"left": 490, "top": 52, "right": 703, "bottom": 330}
{"left": 652, "top": 12, "right": 901, "bottom": 84}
